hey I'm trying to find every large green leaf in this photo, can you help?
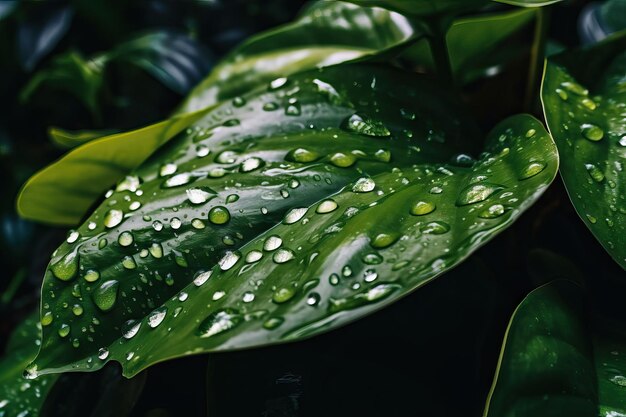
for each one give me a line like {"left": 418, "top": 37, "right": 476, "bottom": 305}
{"left": 401, "top": 8, "right": 536, "bottom": 83}
{"left": 177, "top": 1, "right": 418, "bottom": 113}
{"left": 541, "top": 32, "right": 626, "bottom": 269}
{"left": 17, "top": 108, "right": 211, "bottom": 226}
{"left": 27, "top": 64, "right": 558, "bottom": 378}
{"left": 483, "top": 280, "right": 626, "bottom": 417}
{"left": 494, "top": 0, "right": 562, "bottom": 6}
{"left": 0, "top": 313, "right": 58, "bottom": 417}
{"left": 345, "top": 0, "right": 487, "bottom": 18}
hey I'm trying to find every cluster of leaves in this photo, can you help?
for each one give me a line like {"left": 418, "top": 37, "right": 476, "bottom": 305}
{"left": 0, "top": 0, "right": 625, "bottom": 416}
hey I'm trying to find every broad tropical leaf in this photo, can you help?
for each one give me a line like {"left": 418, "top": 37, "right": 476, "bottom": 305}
{"left": 178, "top": 1, "right": 418, "bottom": 113}
{"left": 48, "top": 127, "right": 119, "bottom": 149}
{"left": 345, "top": 0, "right": 487, "bottom": 18}
{"left": 541, "top": 32, "right": 626, "bottom": 269}
{"left": 26, "top": 64, "right": 558, "bottom": 379}
{"left": 0, "top": 313, "right": 58, "bottom": 416}
{"left": 401, "top": 8, "right": 536, "bottom": 83}
{"left": 17, "top": 108, "right": 211, "bottom": 225}
{"left": 484, "top": 280, "right": 626, "bottom": 417}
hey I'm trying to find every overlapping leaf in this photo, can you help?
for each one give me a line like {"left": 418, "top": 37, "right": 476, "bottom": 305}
{"left": 484, "top": 280, "right": 626, "bottom": 417}
{"left": 27, "top": 63, "right": 557, "bottom": 378}
{"left": 541, "top": 32, "right": 626, "bottom": 269}
{"left": 178, "top": 1, "right": 418, "bottom": 113}
{"left": 0, "top": 313, "right": 58, "bottom": 417}
{"left": 17, "top": 107, "right": 211, "bottom": 225}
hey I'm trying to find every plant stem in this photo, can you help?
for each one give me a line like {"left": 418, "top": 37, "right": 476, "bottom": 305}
{"left": 524, "top": 7, "right": 550, "bottom": 112}
{"left": 427, "top": 31, "right": 454, "bottom": 85}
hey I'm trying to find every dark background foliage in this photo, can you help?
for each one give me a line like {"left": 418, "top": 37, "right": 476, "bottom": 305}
{"left": 0, "top": 1, "right": 623, "bottom": 416}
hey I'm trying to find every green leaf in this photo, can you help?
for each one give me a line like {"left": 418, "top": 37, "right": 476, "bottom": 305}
{"left": 483, "top": 280, "right": 626, "bottom": 417}
{"left": 177, "top": 1, "right": 419, "bottom": 113}
{"left": 345, "top": 0, "right": 487, "bottom": 18}
{"left": 401, "top": 8, "right": 536, "bottom": 83}
{"left": 27, "top": 63, "right": 558, "bottom": 378}
{"left": 48, "top": 127, "right": 119, "bottom": 149}
{"left": 494, "top": 0, "right": 562, "bottom": 6}
{"left": 17, "top": 107, "right": 211, "bottom": 226}
{"left": 0, "top": 313, "right": 58, "bottom": 416}
{"left": 541, "top": 31, "right": 626, "bottom": 269}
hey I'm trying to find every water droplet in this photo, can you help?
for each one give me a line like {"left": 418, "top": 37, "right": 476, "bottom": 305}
{"left": 581, "top": 123, "right": 604, "bottom": 141}
{"left": 193, "top": 270, "right": 212, "bottom": 286}
{"left": 263, "top": 317, "right": 284, "bottom": 329}
{"left": 246, "top": 250, "right": 263, "bottom": 263}
{"left": 456, "top": 183, "right": 503, "bottom": 206}
{"left": 586, "top": 214, "right": 597, "bottom": 224}
{"left": 98, "top": 348, "right": 109, "bottom": 360}
{"left": 187, "top": 187, "right": 215, "bottom": 204}
{"left": 223, "top": 119, "right": 240, "bottom": 127}
{"left": 561, "top": 81, "right": 588, "bottom": 96}
{"left": 329, "top": 283, "right": 400, "bottom": 312}
{"left": 273, "top": 287, "right": 295, "bottom": 304}
{"left": 269, "top": 77, "right": 287, "bottom": 89}
{"left": 92, "top": 280, "right": 119, "bottom": 312}
{"left": 232, "top": 96, "right": 246, "bottom": 107}
{"left": 163, "top": 173, "right": 193, "bottom": 188}
{"left": 421, "top": 221, "right": 450, "bottom": 234}
{"left": 72, "top": 304, "right": 84, "bottom": 316}
{"left": 343, "top": 114, "right": 390, "bottom": 137}
{"left": 284, "top": 207, "right": 307, "bottom": 224}
{"left": 370, "top": 233, "right": 399, "bottom": 249}
{"left": 41, "top": 311, "right": 53, "bottom": 326}
{"left": 581, "top": 98, "right": 596, "bottom": 110}
{"left": 316, "top": 199, "right": 338, "bottom": 214}
{"left": 219, "top": 251, "right": 240, "bottom": 270}
{"left": 610, "top": 375, "right": 626, "bottom": 387}
{"left": 191, "top": 218, "right": 205, "bottom": 229}
{"left": 362, "top": 253, "right": 383, "bottom": 265}
{"left": 122, "top": 255, "right": 137, "bottom": 269}
{"left": 363, "top": 269, "right": 378, "bottom": 282}
{"left": 149, "top": 242, "right": 163, "bottom": 258}
{"left": 286, "top": 148, "right": 320, "bottom": 163}
{"left": 585, "top": 163, "right": 605, "bottom": 182}
{"left": 66, "top": 230, "right": 79, "bottom": 244}
{"left": 198, "top": 308, "right": 242, "bottom": 338}
{"left": 58, "top": 324, "right": 70, "bottom": 338}
{"left": 242, "top": 292, "right": 255, "bottom": 303}
{"left": 285, "top": 99, "right": 301, "bottom": 116}
{"left": 240, "top": 157, "right": 263, "bottom": 172}
{"left": 525, "top": 129, "right": 537, "bottom": 138}
{"left": 148, "top": 307, "right": 167, "bottom": 328}
{"left": 400, "top": 108, "right": 416, "bottom": 120}
{"left": 273, "top": 248, "right": 295, "bottom": 264}
{"left": 116, "top": 175, "right": 141, "bottom": 192}
{"left": 479, "top": 204, "right": 506, "bottom": 219}
{"left": 122, "top": 320, "right": 141, "bottom": 339}
{"left": 196, "top": 145, "right": 210, "bottom": 157}
{"left": 159, "top": 163, "right": 177, "bottom": 177}
{"left": 51, "top": 250, "right": 79, "bottom": 281}
{"left": 129, "top": 201, "right": 141, "bottom": 211}
{"left": 329, "top": 152, "right": 356, "bottom": 168}
{"left": 306, "top": 293, "right": 320, "bottom": 306}
{"left": 171, "top": 217, "right": 182, "bottom": 229}
{"left": 263, "top": 235, "right": 283, "bottom": 251}
{"left": 410, "top": 201, "right": 435, "bottom": 216}
{"left": 520, "top": 161, "right": 547, "bottom": 179}
{"left": 263, "top": 102, "right": 279, "bottom": 111}
{"left": 352, "top": 177, "right": 375, "bottom": 193}
{"left": 209, "top": 206, "right": 230, "bottom": 224}
{"left": 104, "top": 209, "right": 124, "bottom": 228}
{"left": 118, "top": 231, "right": 134, "bottom": 247}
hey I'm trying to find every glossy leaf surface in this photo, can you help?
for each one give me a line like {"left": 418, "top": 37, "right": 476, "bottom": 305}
{"left": 28, "top": 64, "right": 558, "bottom": 378}
{"left": 484, "top": 280, "right": 626, "bottom": 417}
{"left": 178, "top": 1, "right": 418, "bottom": 113}
{"left": 345, "top": 0, "right": 487, "bottom": 17}
{"left": 402, "top": 8, "right": 535, "bottom": 83}
{"left": 495, "top": 0, "right": 562, "bottom": 6}
{"left": 17, "top": 108, "right": 210, "bottom": 225}
{"left": 541, "top": 32, "right": 626, "bottom": 269}
{"left": 0, "top": 313, "right": 58, "bottom": 416}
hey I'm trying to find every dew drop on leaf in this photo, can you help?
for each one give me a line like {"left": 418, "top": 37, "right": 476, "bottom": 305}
{"left": 92, "top": 280, "right": 119, "bottom": 312}
{"left": 410, "top": 201, "right": 435, "bottom": 216}
{"left": 456, "top": 183, "right": 503, "bottom": 206}
{"left": 50, "top": 250, "right": 79, "bottom": 281}
{"left": 198, "top": 309, "right": 242, "bottom": 338}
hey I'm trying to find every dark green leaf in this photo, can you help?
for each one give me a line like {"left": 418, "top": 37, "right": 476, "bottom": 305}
{"left": 483, "top": 280, "right": 626, "bottom": 417}
{"left": 17, "top": 108, "right": 211, "bottom": 225}
{"left": 0, "top": 313, "right": 58, "bottom": 416}
{"left": 401, "top": 8, "right": 536, "bottom": 83}
{"left": 494, "top": 0, "right": 562, "bottom": 6}
{"left": 345, "top": 0, "right": 487, "bottom": 18}
{"left": 178, "top": 1, "right": 419, "bottom": 113}
{"left": 600, "top": 0, "right": 626, "bottom": 34}
{"left": 27, "top": 64, "right": 557, "bottom": 378}
{"left": 541, "top": 31, "right": 626, "bottom": 269}
{"left": 48, "top": 127, "right": 119, "bottom": 149}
